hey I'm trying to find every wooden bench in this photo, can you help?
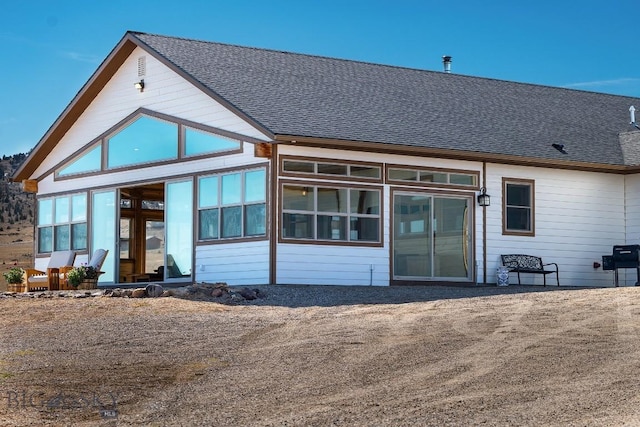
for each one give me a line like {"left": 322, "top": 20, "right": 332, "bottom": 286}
{"left": 501, "top": 254, "right": 559, "bottom": 286}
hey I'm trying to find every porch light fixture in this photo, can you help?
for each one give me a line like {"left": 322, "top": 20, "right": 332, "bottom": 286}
{"left": 134, "top": 79, "right": 145, "bottom": 92}
{"left": 477, "top": 187, "right": 490, "bottom": 207}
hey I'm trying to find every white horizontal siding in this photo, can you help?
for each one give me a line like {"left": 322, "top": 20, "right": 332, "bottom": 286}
{"left": 483, "top": 164, "right": 625, "bottom": 287}
{"left": 277, "top": 147, "right": 393, "bottom": 285}
{"left": 275, "top": 145, "right": 484, "bottom": 286}
{"left": 31, "top": 46, "right": 269, "bottom": 183}
{"left": 195, "top": 241, "right": 270, "bottom": 286}
{"left": 625, "top": 174, "right": 640, "bottom": 243}
{"left": 276, "top": 244, "right": 389, "bottom": 286}
{"left": 621, "top": 174, "right": 640, "bottom": 286}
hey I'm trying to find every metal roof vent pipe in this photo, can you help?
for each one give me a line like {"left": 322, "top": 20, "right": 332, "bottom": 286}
{"left": 442, "top": 55, "right": 452, "bottom": 73}
{"left": 630, "top": 106, "right": 640, "bottom": 130}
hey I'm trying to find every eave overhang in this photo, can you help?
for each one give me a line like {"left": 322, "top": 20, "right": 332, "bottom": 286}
{"left": 273, "top": 134, "right": 631, "bottom": 174}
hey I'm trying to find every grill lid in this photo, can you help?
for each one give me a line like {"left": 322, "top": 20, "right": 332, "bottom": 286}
{"left": 613, "top": 245, "right": 640, "bottom": 267}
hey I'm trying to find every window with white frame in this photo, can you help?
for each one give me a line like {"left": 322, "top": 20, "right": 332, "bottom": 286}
{"left": 197, "top": 168, "right": 267, "bottom": 241}
{"left": 37, "top": 193, "right": 87, "bottom": 253}
{"left": 281, "top": 184, "right": 381, "bottom": 243}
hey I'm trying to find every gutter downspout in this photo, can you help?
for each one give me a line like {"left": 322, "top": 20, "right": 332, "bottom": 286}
{"left": 269, "top": 143, "right": 278, "bottom": 285}
{"left": 482, "top": 162, "right": 488, "bottom": 285}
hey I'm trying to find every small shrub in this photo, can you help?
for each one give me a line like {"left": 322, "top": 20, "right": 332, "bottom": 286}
{"left": 68, "top": 265, "right": 100, "bottom": 287}
{"left": 3, "top": 267, "right": 24, "bottom": 284}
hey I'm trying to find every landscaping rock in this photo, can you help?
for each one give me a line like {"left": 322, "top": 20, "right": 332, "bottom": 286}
{"left": 239, "top": 288, "right": 257, "bottom": 300}
{"left": 131, "top": 288, "right": 146, "bottom": 298}
{"left": 0, "top": 280, "right": 270, "bottom": 305}
{"left": 167, "top": 288, "right": 190, "bottom": 298}
{"left": 211, "top": 288, "right": 225, "bottom": 298}
{"left": 145, "top": 283, "right": 164, "bottom": 298}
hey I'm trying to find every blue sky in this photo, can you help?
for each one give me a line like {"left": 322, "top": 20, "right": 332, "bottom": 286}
{"left": 2, "top": 0, "right": 639, "bottom": 156}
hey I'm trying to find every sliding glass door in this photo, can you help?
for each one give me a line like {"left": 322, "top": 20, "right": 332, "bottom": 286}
{"left": 393, "top": 192, "right": 472, "bottom": 281}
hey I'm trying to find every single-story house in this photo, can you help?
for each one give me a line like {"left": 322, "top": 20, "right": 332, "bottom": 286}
{"left": 13, "top": 31, "right": 640, "bottom": 287}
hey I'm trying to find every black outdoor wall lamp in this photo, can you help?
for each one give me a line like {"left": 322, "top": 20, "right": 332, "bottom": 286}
{"left": 134, "top": 79, "right": 145, "bottom": 92}
{"left": 477, "top": 187, "right": 490, "bottom": 207}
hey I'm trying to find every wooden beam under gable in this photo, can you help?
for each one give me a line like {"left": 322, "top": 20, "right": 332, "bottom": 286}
{"left": 254, "top": 142, "right": 272, "bottom": 158}
{"left": 21, "top": 179, "right": 38, "bottom": 193}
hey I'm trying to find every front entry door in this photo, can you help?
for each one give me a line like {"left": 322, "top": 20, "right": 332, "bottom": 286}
{"left": 393, "top": 192, "right": 472, "bottom": 282}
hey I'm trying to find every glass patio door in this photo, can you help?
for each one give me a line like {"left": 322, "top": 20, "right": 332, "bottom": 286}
{"left": 164, "top": 180, "right": 193, "bottom": 281}
{"left": 92, "top": 190, "right": 117, "bottom": 283}
{"left": 393, "top": 192, "right": 472, "bottom": 281}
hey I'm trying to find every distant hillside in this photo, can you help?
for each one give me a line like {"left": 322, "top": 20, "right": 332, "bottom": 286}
{"left": 0, "top": 153, "right": 34, "bottom": 228}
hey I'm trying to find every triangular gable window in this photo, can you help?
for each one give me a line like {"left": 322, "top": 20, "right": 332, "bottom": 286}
{"left": 58, "top": 145, "right": 102, "bottom": 177}
{"left": 55, "top": 109, "right": 245, "bottom": 179}
{"left": 107, "top": 115, "right": 178, "bottom": 169}
{"left": 185, "top": 127, "right": 241, "bottom": 156}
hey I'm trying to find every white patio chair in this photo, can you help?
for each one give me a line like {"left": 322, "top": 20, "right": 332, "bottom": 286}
{"left": 23, "top": 250, "right": 76, "bottom": 292}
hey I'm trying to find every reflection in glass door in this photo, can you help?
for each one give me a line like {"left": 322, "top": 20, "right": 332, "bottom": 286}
{"left": 165, "top": 180, "right": 193, "bottom": 281}
{"left": 393, "top": 192, "right": 471, "bottom": 281}
{"left": 145, "top": 220, "right": 164, "bottom": 276}
{"left": 393, "top": 194, "right": 432, "bottom": 277}
{"left": 92, "top": 190, "right": 116, "bottom": 283}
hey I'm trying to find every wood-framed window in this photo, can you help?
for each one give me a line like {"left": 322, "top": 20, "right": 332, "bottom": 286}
{"left": 386, "top": 164, "right": 479, "bottom": 190}
{"left": 280, "top": 156, "right": 383, "bottom": 183}
{"left": 280, "top": 181, "right": 382, "bottom": 246}
{"left": 37, "top": 193, "right": 88, "bottom": 254}
{"left": 55, "top": 108, "right": 262, "bottom": 179}
{"left": 503, "top": 178, "right": 535, "bottom": 236}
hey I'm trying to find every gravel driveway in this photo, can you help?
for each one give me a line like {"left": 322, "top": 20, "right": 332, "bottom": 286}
{"left": 233, "top": 283, "right": 587, "bottom": 307}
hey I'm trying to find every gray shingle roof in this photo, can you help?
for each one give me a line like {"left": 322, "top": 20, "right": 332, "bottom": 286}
{"left": 132, "top": 32, "right": 640, "bottom": 166}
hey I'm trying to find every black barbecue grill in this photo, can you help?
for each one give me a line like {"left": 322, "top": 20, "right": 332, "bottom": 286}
{"left": 603, "top": 245, "right": 640, "bottom": 286}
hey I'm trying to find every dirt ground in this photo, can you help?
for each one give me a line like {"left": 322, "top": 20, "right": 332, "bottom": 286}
{"left": 2, "top": 286, "right": 640, "bottom": 426}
